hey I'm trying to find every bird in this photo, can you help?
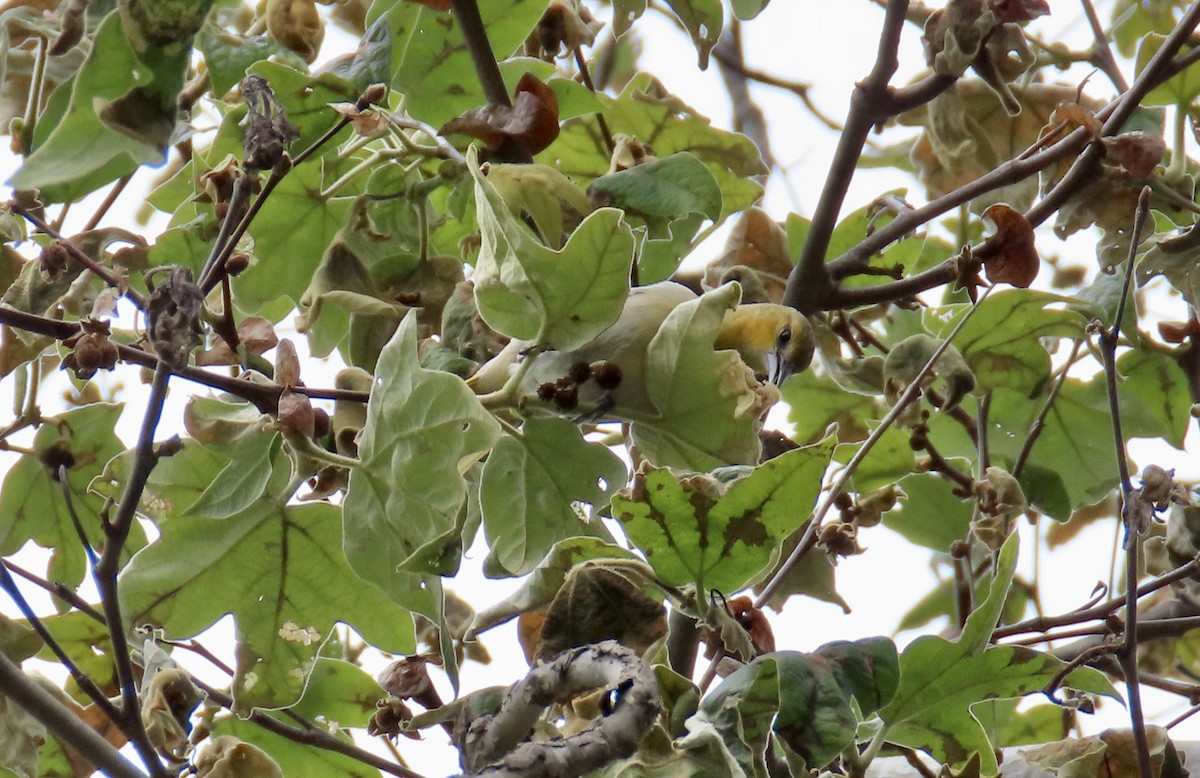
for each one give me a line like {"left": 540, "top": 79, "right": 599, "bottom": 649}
{"left": 468, "top": 281, "right": 814, "bottom": 420}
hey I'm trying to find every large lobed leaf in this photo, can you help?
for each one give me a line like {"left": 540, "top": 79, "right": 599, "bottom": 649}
{"left": 613, "top": 436, "right": 834, "bottom": 593}
{"left": 343, "top": 312, "right": 501, "bottom": 606}
{"left": 880, "top": 534, "right": 1120, "bottom": 774}
{"left": 470, "top": 147, "right": 636, "bottom": 351}
{"left": 119, "top": 439, "right": 413, "bottom": 711}
{"left": 702, "top": 637, "right": 900, "bottom": 773}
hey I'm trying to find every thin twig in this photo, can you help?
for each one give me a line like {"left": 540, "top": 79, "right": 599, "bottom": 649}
{"left": 0, "top": 302, "right": 370, "bottom": 414}
{"left": 93, "top": 362, "right": 174, "bottom": 777}
{"left": 0, "top": 653, "right": 145, "bottom": 778}
{"left": 192, "top": 678, "right": 428, "bottom": 778}
{"left": 754, "top": 284, "right": 995, "bottom": 609}
{"left": 0, "top": 562, "right": 121, "bottom": 722}
{"left": 1013, "top": 338, "right": 1084, "bottom": 480}
{"left": 9, "top": 204, "right": 147, "bottom": 310}
{"left": 1098, "top": 186, "right": 1153, "bottom": 778}
{"left": 1079, "top": 0, "right": 1130, "bottom": 92}
{"left": 82, "top": 174, "right": 134, "bottom": 232}
{"left": 573, "top": 47, "right": 615, "bottom": 155}
{"left": 58, "top": 464, "right": 97, "bottom": 567}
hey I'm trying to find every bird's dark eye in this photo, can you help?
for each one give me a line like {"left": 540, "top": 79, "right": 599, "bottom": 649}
{"left": 778, "top": 326, "right": 792, "bottom": 346}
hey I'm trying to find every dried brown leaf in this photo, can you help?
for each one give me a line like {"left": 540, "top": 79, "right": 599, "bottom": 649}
{"left": 982, "top": 203, "right": 1039, "bottom": 287}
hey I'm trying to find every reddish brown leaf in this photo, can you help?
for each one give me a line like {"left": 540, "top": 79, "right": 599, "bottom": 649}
{"left": 989, "top": 0, "right": 1050, "bottom": 23}
{"left": 981, "top": 203, "right": 1039, "bottom": 288}
{"left": 517, "top": 611, "right": 546, "bottom": 665}
{"left": 1103, "top": 132, "right": 1167, "bottom": 177}
{"left": 439, "top": 73, "right": 560, "bottom": 154}
{"left": 728, "top": 595, "right": 776, "bottom": 655}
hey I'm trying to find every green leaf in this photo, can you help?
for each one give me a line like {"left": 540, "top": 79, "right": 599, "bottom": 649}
{"left": 246, "top": 61, "right": 360, "bottom": 154}
{"left": 588, "top": 152, "right": 722, "bottom": 237}
{"left": 702, "top": 638, "right": 900, "bottom": 772}
{"left": 31, "top": 610, "right": 116, "bottom": 702}
{"left": 470, "top": 149, "right": 635, "bottom": 350}
{"left": 0, "top": 614, "right": 40, "bottom": 663}
{"left": 288, "top": 658, "right": 383, "bottom": 729}
{"left": 197, "top": 24, "right": 307, "bottom": 95}
{"left": 146, "top": 225, "right": 213, "bottom": 277}
{"left": 614, "top": 437, "right": 834, "bottom": 593}
{"left": 0, "top": 404, "right": 144, "bottom": 587}
{"left": 9, "top": 13, "right": 163, "bottom": 201}
{"left": 547, "top": 74, "right": 766, "bottom": 219}
{"left": 238, "top": 163, "right": 355, "bottom": 309}
{"left": 343, "top": 313, "right": 500, "bottom": 607}
{"left": 782, "top": 370, "right": 877, "bottom": 445}
{"left": 924, "top": 291, "right": 1085, "bottom": 393}
{"left": 663, "top": 0, "right": 722, "bottom": 68}
{"left": 185, "top": 429, "right": 281, "bottom": 519}
{"left": 880, "top": 535, "right": 1120, "bottom": 774}
{"left": 1137, "top": 33, "right": 1200, "bottom": 107}
{"left": 479, "top": 417, "right": 625, "bottom": 577}
{"left": 883, "top": 473, "right": 973, "bottom": 552}
{"left": 730, "top": 0, "right": 769, "bottom": 20}
{"left": 213, "top": 715, "right": 377, "bottom": 776}
{"left": 121, "top": 495, "right": 414, "bottom": 711}
{"left": 627, "top": 284, "right": 765, "bottom": 467}
{"left": 1116, "top": 347, "right": 1192, "bottom": 449}
{"left": 834, "top": 425, "right": 917, "bottom": 494}
{"left": 373, "top": 0, "right": 545, "bottom": 128}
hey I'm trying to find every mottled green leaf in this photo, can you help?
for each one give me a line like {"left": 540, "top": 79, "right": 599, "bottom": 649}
{"left": 185, "top": 429, "right": 281, "bottom": 519}
{"left": 288, "top": 658, "right": 383, "bottom": 729}
{"left": 703, "top": 638, "right": 900, "bottom": 773}
{"left": 213, "top": 714, "right": 376, "bottom": 776}
{"left": 480, "top": 417, "right": 625, "bottom": 577}
{"left": 614, "top": 437, "right": 834, "bottom": 592}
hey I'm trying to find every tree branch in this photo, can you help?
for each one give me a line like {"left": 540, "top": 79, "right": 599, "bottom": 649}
{"left": 0, "top": 652, "right": 145, "bottom": 778}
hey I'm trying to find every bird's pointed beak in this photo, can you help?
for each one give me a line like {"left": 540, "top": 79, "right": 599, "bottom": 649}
{"left": 769, "top": 348, "right": 789, "bottom": 386}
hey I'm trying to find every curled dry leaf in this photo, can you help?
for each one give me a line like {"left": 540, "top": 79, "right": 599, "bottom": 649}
{"left": 727, "top": 595, "right": 776, "bottom": 655}
{"left": 146, "top": 267, "right": 204, "bottom": 370}
{"left": 330, "top": 102, "right": 387, "bottom": 137}
{"left": 265, "top": 0, "right": 325, "bottom": 63}
{"left": 989, "top": 0, "right": 1050, "bottom": 23}
{"left": 275, "top": 338, "right": 301, "bottom": 389}
{"left": 1103, "top": 131, "right": 1167, "bottom": 177}
{"left": 702, "top": 207, "right": 791, "bottom": 304}
{"left": 981, "top": 203, "right": 1039, "bottom": 287}
{"left": 277, "top": 389, "right": 315, "bottom": 438}
{"left": 195, "top": 736, "right": 283, "bottom": 778}
{"left": 439, "top": 73, "right": 560, "bottom": 155}
{"left": 526, "top": 0, "right": 604, "bottom": 61}
{"left": 241, "top": 74, "right": 301, "bottom": 171}
{"left": 1049, "top": 102, "right": 1102, "bottom": 137}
